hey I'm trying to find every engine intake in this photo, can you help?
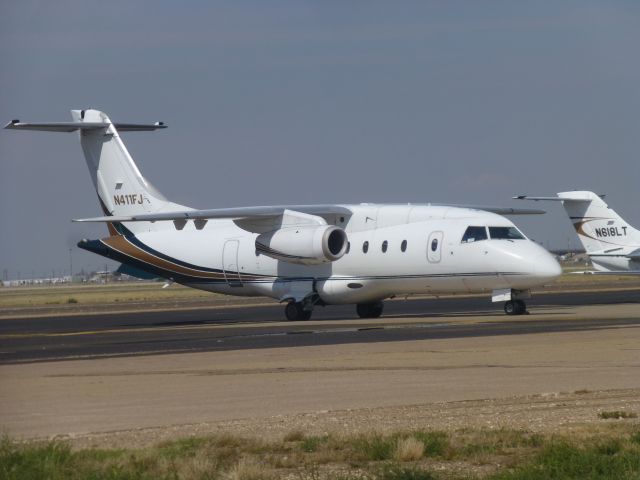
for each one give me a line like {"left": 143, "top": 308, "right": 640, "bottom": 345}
{"left": 256, "top": 225, "right": 348, "bottom": 265}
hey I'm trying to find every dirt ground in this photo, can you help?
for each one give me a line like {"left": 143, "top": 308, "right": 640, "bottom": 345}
{"left": 1, "top": 303, "right": 639, "bottom": 449}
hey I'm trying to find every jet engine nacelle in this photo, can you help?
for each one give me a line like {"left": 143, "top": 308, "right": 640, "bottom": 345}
{"left": 255, "top": 225, "right": 348, "bottom": 265}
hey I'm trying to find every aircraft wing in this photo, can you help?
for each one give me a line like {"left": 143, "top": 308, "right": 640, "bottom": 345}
{"left": 73, "top": 205, "right": 353, "bottom": 223}
{"left": 570, "top": 270, "right": 640, "bottom": 275}
{"left": 434, "top": 204, "right": 546, "bottom": 215}
{"left": 73, "top": 203, "right": 543, "bottom": 223}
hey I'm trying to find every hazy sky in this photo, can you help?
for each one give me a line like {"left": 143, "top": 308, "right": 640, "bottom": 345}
{"left": 1, "top": 1, "right": 639, "bottom": 278}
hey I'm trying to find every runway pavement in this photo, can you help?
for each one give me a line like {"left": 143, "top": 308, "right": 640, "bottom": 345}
{"left": 1, "top": 289, "right": 638, "bottom": 364}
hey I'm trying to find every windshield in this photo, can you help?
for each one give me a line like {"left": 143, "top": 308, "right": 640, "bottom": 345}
{"left": 488, "top": 226, "right": 526, "bottom": 240}
{"left": 461, "top": 226, "right": 488, "bottom": 243}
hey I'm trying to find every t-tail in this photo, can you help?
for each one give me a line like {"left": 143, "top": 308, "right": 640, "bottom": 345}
{"left": 5, "top": 109, "right": 189, "bottom": 235}
{"left": 515, "top": 191, "right": 640, "bottom": 273}
{"left": 555, "top": 191, "right": 640, "bottom": 253}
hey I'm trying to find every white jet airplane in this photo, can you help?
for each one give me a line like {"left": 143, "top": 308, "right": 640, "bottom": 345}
{"left": 516, "top": 191, "right": 640, "bottom": 275}
{"left": 6, "top": 109, "right": 561, "bottom": 319}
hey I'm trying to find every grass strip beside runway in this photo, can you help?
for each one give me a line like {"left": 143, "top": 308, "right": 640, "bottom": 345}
{"left": 2, "top": 424, "right": 639, "bottom": 479}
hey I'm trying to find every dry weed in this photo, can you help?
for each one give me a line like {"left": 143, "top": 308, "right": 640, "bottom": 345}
{"left": 225, "top": 457, "right": 275, "bottom": 480}
{"left": 393, "top": 436, "right": 424, "bottom": 462}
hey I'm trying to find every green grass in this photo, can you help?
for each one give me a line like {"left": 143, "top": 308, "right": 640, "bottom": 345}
{"left": 377, "top": 464, "right": 437, "bottom": 480}
{"left": 411, "top": 431, "right": 450, "bottom": 458}
{"left": 598, "top": 411, "right": 638, "bottom": 420}
{"left": 300, "top": 435, "right": 329, "bottom": 453}
{"left": 1, "top": 426, "right": 640, "bottom": 480}
{"left": 488, "top": 436, "right": 640, "bottom": 480}
{"left": 351, "top": 433, "right": 395, "bottom": 461}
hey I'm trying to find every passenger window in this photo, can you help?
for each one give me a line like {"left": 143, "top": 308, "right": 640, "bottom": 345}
{"left": 363, "top": 241, "right": 369, "bottom": 253}
{"left": 461, "top": 226, "right": 488, "bottom": 243}
{"left": 431, "top": 238, "right": 438, "bottom": 252}
{"left": 346, "top": 241, "right": 350, "bottom": 254}
{"left": 488, "top": 226, "right": 525, "bottom": 240}
{"left": 382, "top": 240, "right": 388, "bottom": 253}
{"left": 401, "top": 240, "right": 407, "bottom": 252}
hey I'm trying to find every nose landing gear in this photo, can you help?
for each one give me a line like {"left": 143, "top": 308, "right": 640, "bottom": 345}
{"left": 504, "top": 299, "right": 527, "bottom": 315}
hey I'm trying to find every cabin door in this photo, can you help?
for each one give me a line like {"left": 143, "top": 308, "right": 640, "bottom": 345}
{"left": 222, "top": 240, "right": 243, "bottom": 287}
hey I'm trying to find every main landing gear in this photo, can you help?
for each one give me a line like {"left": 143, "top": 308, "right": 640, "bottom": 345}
{"left": 284, "top": 301, "right": 312, "bottom": 321}
{"left": 504, "top": 299, "right": 527, "bottom": 316}
{"left": 284, "top": 300, "right": 385, "bottom": 321}
{"left": 356, "top": 301, "right": 384, "bottom": 319}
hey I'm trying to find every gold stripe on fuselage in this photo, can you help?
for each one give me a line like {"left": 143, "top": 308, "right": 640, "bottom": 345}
{"left": 102, "top": 236, "right": 254, "bottom": 280}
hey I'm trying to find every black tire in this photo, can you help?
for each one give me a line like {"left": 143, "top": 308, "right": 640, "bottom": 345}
{"left": 504, "top": 300, "right": 526, "bottom": 315}
{"left": 515, "top": 299, "right": 527, "bottom": 315}
{"left": 504, "top": 300, "right": 516, "bottom": 315}
{"left": 285, "top": 302, "right": 312, "bottom": 321}
{"left": 356, "top": 301, "right": 384, "bottom": 319}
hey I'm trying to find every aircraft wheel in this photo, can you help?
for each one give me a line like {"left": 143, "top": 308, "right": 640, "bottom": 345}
{"left": 285, "top": 302, "right": 312, "bottom": 321}
{"left": 504, "top": 300, "right": 526, "bottom": 315}
{"left": 356, "top": 301, "right": 384, "bottom": 319}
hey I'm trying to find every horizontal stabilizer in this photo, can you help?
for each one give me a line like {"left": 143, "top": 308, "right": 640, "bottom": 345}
{"left": 514, "top": 192, "right": 605, "bottom": 203}
{"left": 4, "top": 121, "right": 166, "bottom": 132}
{"left": 626, "top": 249, "right": 640, "bottom": 260}
{"left": 513, "top": 195, "right": 568, "bottom": 202}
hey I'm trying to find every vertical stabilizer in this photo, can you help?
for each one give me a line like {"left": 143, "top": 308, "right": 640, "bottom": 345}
{"left": 557, "top": 191, "right": 640, "bottom": 252}
{"left": 71, "top": 109, "right": 188, "bottom": 230}
{"left": 5, "top": 109, "right": 190, "bottom": 235}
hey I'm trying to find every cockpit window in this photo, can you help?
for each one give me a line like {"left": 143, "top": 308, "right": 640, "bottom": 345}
{"left": 488, "top": 226, "right": 525, "bottom": 240}
{"left": 461, "top": 226, "right": 488, "bottom": 243}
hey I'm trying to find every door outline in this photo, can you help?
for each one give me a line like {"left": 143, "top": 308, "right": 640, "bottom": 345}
{"left": 427, "top": 231, "right": 444, "bottom": 263}
{"left": 222, "top": 240, "right": 243, "bottom": 287}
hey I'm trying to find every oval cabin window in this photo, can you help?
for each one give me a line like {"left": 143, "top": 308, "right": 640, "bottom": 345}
{"left": 401, "top": 240, "right": 407, "bottom": 252}
{"left": 431, "top": 238, "right": 438, "bottom": 252}
{"left": 382, "top": 240, "right": 388, "bottom": 253}
{"left": 363, "top": 241, "right": 369, "bottom": 253}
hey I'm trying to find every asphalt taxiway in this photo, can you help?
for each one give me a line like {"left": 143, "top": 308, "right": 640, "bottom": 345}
{"left": 1, "top": 289, "right": 638, "bottom": 364}
{"left": 1, "top": 288, "right": 639, "bottom": 440}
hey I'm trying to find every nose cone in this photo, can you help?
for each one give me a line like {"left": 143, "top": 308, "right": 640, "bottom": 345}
{"left": 493, "top": 240, "right": 562, "bottom": 288}
{"left": 534, "top": 248, "right": 562, "bottom": 282}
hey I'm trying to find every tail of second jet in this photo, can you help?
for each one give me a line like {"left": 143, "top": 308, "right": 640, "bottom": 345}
{"left": 515, "top": 191, "right": 640, "bottom": 273}
{"left": 555, "top": 191, "right": 640, "bottom": 253}
{"left": 5, "top": 109, "right": 189, "bottom": 234}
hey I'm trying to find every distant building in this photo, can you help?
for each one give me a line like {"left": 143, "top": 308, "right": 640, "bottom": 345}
{"left": 1, "top": 276, "right": 72, "bottom": 287}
